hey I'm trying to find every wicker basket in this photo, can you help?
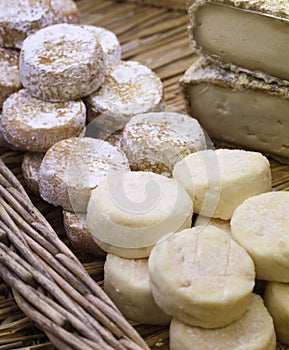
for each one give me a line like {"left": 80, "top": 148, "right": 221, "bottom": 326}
{"left": 1, "top": 1, "right": 289, "bottom": 349}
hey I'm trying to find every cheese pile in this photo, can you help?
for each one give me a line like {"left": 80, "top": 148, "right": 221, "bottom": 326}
{"left": 182, "top": 0, "right": 289, "bottom": 164}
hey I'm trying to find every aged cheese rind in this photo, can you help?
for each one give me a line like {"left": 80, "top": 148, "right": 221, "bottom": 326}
{"left": 51, "top": 0, "right": 79, "bottom": 24}
{"left": 180, "top": 56, "right": 289, "bottom": 163}
{"left": 22, "top": 152, "right": 45, "bottom": 196}
{"left": 264, "top": 282, "right": 289, "bottom": 345}
{"left": 85, "top": 60, "right": 163, "bottom": 136}
{"left": 231, "top": 191, "right": 289, "bottom": 282}
{"left": 104, "top": 254, "right": 171, "bottom": 325}
{"left": 173, "top": 149, "right": 271, "bottom": 220}
{"left": 121, "top": 112, "right": 207, "bottom": 176}
{"left": 39, "top": 137, "right": 130, "bottom": 213}
{"left": 148, "top": 225, "right": 255, "bottom": 329}
{"left": 0, "top": 48, "right": 21, "bottom": 110}
{"left": 0, "top": 0, "right": 63, "bottom": 49}
{"left": 63, "top": 211, "right": 105, "bottom": 257}
{"left": 87, "top": 171, "right": 193, "bottom": 258}
{"left": 84, "top": 25, "right": 121, "bottom": 65}
{"left": 1, "top": 89, "right": 86, "bottom": 152}
{"left": 20, "top": 23, "right": 105, "bottom": 102}
{"left": 170, "top": 294, "right": 276, "bottom": 350}
{"left": 188, "top": 0, "right": 289, "bottom": 81}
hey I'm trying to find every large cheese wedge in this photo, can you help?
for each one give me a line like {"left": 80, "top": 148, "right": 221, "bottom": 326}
{"left": 0, "top": 0, "right": 62, "bottom": 49}
{"left": 39, "top": 137, "right": 130, "bottom": 213}
{"left": 85, "top": 60, "right": 163, "bottom": 137}
{"left": 231, "top": 191, "right": 289, "bottom": 282}
{"left": 1, "top": 89, "right": 86, "bottom": 152}
{"left": 188, "top": 0, "right": 289, "bottom": 81}
{"left": 173, "top": 149, "right": 271, "bottom": 220}
{"left": 0, "top": 48, "right": 21, "bottom": 110}
{"left": 148, "top": 225, "right": 255, "bottom": 329}
{"left": 87, "top": 171, "right": 193, "bottom": 258}
{"left": 20, "top": 23, "right": 105, "bottom": 102}
{"left": 121, "top": 112, "right": 207, "bottom": 176}
{"left": 264, "top": 282, "right": 289, "bottom": 345}
{"left": 104, "top": 254, "right": 170, "bottom": 325}
{"left": 180, "top": 56, "right": 289, "bottom": 164}
{"left": 170, "top": 294, "right": 276, "bottom": 350}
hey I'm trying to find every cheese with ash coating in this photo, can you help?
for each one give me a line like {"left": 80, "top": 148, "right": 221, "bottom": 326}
{"left": 2, "top": 89, "right": 86, "bottom": 152}
{"left": 0, "top": 48, "right": 21, "bottom": 110}
{"left": 0, "top": 0, "right": 62, "bottom": 49}
{"left": 85, "top": 60, "right": 163, "bottom": 137}
{"left": 20, "top": 23, "right": 105, "bottom": 102}
{"left": 121, "top": 112, "right": 207, "bottom": 176}
{"left": 39, "top": 137, "right": 130, "bottom": 213}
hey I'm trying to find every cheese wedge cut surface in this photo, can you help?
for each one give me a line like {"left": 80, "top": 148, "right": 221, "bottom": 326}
{"left": 0, "top": 48, "right": 21, "bottom": 110}
{"left": 173, "top": 149, "right": 271, "bottom": 220}
{"left": 85, "top": 60, "right": 163, "bottom": 137}
{"left": 39, "top": 137, "right": 130, "bottom": 213}
{"left": 231, "top": 191, "right": 289, "bottom": 282}
{"left": 188, "top": 0, "right": 289, "bottom": 81}
{"left": 104, "top": 254, "right": 170, "bottom": 325}
{"left": 22, "top": 152, "right": 45, "bottom": 196}
{"left": 20, "top": 23, "right": 105, "bottom": 102}
{"left": 264, "top": 282, "right": 289, "bottom": 345}
{"left": 87, "top": 171, "right": 193, "bottom": 258}
{"left": 1, "top": 89, "right": 86, "bottom": 152}
{"left": 181, "top": 56, "right": 289, "bottom": 164}
{"left": 121, "top": 112, "right": 207, "bottom": 176}
{"left": 170, "top": 293, "right": 276, "bottom": 350}
{"left": 63, "top": 211, "right": 105, "bottom": 257}
{"left": 148, "top": 225, "right": 255, "bottom": 328}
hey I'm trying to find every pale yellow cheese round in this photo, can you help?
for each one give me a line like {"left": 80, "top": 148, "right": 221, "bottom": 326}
{"left": 1, "top": 89, "right": 86, "bottom": 152}
{"left": 51, "top": 0, "right": 79, "bottom": 24}
{"left": 0, "top": 48, "right": 21, "bottom": 110}
{"left": 170, "top": 294, "right": 276, "bottom": 350}
{"left": 85, "top": 60, "right": 163, "bottom": 136}
{"left": 121, "top": 112, "right": 207, "bottom": 176}
{"left": 264, "top": 282, "right": 289, "bottom": 345}
{"left": 39, "top": 137, "right": 130, "bottom": 213}
{"left": 20, "top": 23, "right": 105, "bottom": 102}
{"left": 22, "top": 152, "right": 45, "bottom": 196}
{"left": 84, "top": 25, "right": 121, "bottom": 65}
{"left": 148, "top": 225, "right": 255, "bottom": 329}
{"left": 231, "top": 191, "right": 289, "bottom": 282}
{"left": 173, "top": 149, "right": 271, "bottom": 220}
{"left": 104, "top": 254, "right": 170, "bottom": 325}
{"left": 87, "top": 171, "right": 193, "bottom": 258}
{"left": 0, "top": 0, "right": 62, "bottom": 49}
{"left": 63, "top": 210, "right": 105, "bottom": 257}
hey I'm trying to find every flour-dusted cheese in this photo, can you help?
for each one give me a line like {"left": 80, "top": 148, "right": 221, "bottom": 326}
{"left": 231, "top": 191, "right": 289, "bottom": 282}
{"left": 180, "top": 56, "right": 289, "bottom": 164}
{"left": 121, "top": 112, "right": 207, "bottom": 176}
{"left": 39, "top": 137, "right": 130, "bottom": 213}
{"left": 0, "top": 48, "right": 21, "bottom": 110}
{"left": 264, "top": 282, "right": 289, "bottom": 345}
{"left": 104, "top": 254, "right": 171, "bottom": 325}
{"left": 1, "top": 89, "right": 86, "bottom": 152}
{"left": 170, "top": 294, "right": 276, "bottom": 350}
{"left": 85, "top": 60, "right": 163, "bottom": 138}
{"left": 148, "top": 225, "right": 255, "bottom": 329}
{"left": 63, "top": 211, "right": 105, "bottom": 257}
{"left": 84, "top": 25, "right": 121, "bottom": 65}
{"left": 173, "top": 149, "right": 271, "bottom": 220}
{"left": 20, "top": 23, "right": 105, "bottom": 102}
{"left": 51, "top": 0, "right": 79, "bottom": 24}
{"left": 0, "top": 0, "right": 62, "bottom": 49}
{"left": 87, "top": 171, "right": 193, "bottom": 258}
{"left": 188, "top": 0, "right": 289, "bottom": 81}
{"left": 22, "top": 152, "right": 45, "bottom": 196}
